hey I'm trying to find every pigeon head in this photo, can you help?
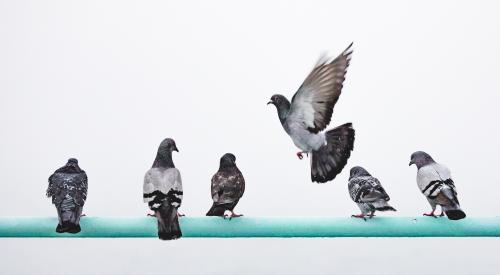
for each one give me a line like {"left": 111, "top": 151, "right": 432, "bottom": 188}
{"left": 267, "top": 94, "right": 291, "bottom": 123}
{"left": 409, "top": 151, "right": 435, "bottom": 169}
{"left": 56, "top": 158, "right": 82, "bottom": 173}
{"left": 158, "top": 138, "right": 179, "bottom": 154}
{"left": 349, "top": 166, "right": 371, "bottom": 179}
{"left": 220, "top": 153, "right": 237, "bottom": 169}
{"left": 153, "top": 138, "right": 178, "bottom": 168}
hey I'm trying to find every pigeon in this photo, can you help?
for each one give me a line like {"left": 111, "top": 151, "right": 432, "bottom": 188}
{"left": 409, "top": 151, "right": 466, "bottom": 220}
{"left": 206, "top": 153, "right": 245, "bottom": 219}
{"left": 143, "top": 138, "right": 183, "bottom": 240}
{"left": 348, "top": 166, "right": 396, "bottom": 220}
{"left": 46, "top": 158, "right": 88, "bottom": 234}
{"left": 267, "top": 43, "right": 355, "bottom": 183}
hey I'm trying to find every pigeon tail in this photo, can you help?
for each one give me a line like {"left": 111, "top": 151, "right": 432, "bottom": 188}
{"left": 55, "top": 198, "right": 83, "bottom": 234}
{"left": 440, "top": 187, "right": 466, "bottom": 220}
{"left": 444, "top": 209, "right": 466, "bottom": 220}
{"left": 206, "top": 201, "right": 238, "bottom": 216}
{"left": 155, "top": 202, "right": 182, "bottom": 240}
{"left": 372, "top": 200, "right": 397, "bottom": 212}
{"left": 310, "top": 123, "right": 355, "bottom": 183}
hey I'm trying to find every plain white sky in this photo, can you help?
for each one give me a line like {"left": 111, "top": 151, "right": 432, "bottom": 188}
{"left": 1, "top": 0, "right": 499, "bottom": 274}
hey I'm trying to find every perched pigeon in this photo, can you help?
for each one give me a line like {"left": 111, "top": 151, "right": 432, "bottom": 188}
{"left": 143, "top": 138, "right": 183, "bottom": 240}
{"left": 267, "top": 43, "right": 355, "bottom": 183}
{"left": 348, "top": 166, "right": 396, "bottom": 220}
{"left": 46, "top": 158, "right": 88, "bottom": 234}
{"left": 206, "top": 153, "right": 245, "bottom": 219}
{"left": 409, "top": 151, "right": 466, "bottom": 220}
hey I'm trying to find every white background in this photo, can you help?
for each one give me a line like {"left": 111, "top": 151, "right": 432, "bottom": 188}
{"left": 1, "top": 1, "right": 499, "bottom": 274}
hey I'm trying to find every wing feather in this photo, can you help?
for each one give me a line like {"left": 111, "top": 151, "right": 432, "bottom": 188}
{"left": 288, "top": 43, "right": 353, "bottom": 133}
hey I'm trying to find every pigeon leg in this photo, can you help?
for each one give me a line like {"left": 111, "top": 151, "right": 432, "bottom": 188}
{"left": 368, "top": 211, "right": 376, "bottom": 219}
{"left": 351, "top": 214, "right": 367, "bottom": 221}
{"left": 438, "top": 210, "right": 445, "bottom": 217}
{"left": 223, "top": 210, "right": 233, "bottom": 220}
{"left": 296, "top": 152, "right": 304, "bottom": 160}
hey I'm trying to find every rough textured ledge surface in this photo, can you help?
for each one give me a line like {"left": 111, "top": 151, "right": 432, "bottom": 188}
{"left": 1, "top": 217, "right": 499, "bottom": 238}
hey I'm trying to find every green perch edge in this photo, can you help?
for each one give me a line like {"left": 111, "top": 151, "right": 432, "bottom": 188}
{"left": 1, "top": 217, "right": 500, "bottom": 238}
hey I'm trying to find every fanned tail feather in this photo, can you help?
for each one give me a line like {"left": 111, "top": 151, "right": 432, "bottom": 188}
{"left": 310, "top": 123, "right": 355, "bottom": 183}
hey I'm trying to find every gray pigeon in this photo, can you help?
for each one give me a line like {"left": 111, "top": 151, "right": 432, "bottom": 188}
{"left": 267, "top": 43, "right": 355, "bottom": 183}
{"left": 348, "top": 166, "right": 396, "bottom": 220}
{"left": 143, "top": 138, "right": 183, "bottom": 240}
{"left": 409, "top": 151, "right": 466, "bottom": 220}
{"left": 206, "top": 153, "right": 245, "bottom": 219}
{"left": 46, "top": 158, "right": 88, "bottom": 234}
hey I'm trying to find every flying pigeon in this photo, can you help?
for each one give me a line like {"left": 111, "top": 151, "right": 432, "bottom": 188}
{"left": 143, "top": 138, "right": 183, "bottom": 240}
{"left": 206, "top": 153, "right": 245, "bottom": 219}
{"left": 409, "top": 151, "right": 466, "bottom": 220}
{"left": 348, "top": 166, "right": 396, "bottom": 220}
{"left": 267, "top": 43, "right": 355, "bottom": 183}
{"left": 46, "top": 158, "right": 88, "bottom": 234}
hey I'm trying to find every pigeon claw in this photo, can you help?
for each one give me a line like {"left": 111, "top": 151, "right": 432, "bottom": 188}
{"left": 351, "top": 214, "right": 367, "bottom": 221}
{"left": 423, "top": 211, "right": 438, "bottom": 218}
{"left": 223, "top": 210, "right": 243, "bottom": 220}
{"left": 296, "top": 152, "right": 304, "bottom": 160}
{"left": 178, "top": 212, "right": 186, "bottom": 218}
{"left": 147, "top": 212, "right": 155, "bottom": 217}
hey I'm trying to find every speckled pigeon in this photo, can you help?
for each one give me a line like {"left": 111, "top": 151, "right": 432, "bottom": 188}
{"left": 348, "top": 166, "right": 396, "bottom": 220}
{"left": 46, "top": 158, "right": 88, "bottom": 234}
{"left": 206, "top": 153, "right": 245, "bottom": 219}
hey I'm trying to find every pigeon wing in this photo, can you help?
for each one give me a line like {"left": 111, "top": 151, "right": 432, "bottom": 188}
{"left": 349, "top": 176, "right": 387, "bottom": 203}
{"left": 417, "top": 163, "right": 452, "bottom": 199}
{"left": 211, "top": 168, "right": 245, "bottom": 204}
{"left": 287, "top": 43, "right": 353, "bottom": 134}
{"left": 143, "top": 168, "right": 183, "bottom": 209}
{"left": 47, "top": 172, "right": 87, "bottom": 206}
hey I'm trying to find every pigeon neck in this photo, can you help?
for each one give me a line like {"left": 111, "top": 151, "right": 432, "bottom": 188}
{"left": 152, "top": 151, "right": 175, "bottom": 169}
{"left": 219, "top": 162, "right": 236, "bottom": 170}
{"left": 55, "top": 164, "right": 82, "bottom": 174}
{"left": 276, "top": 101, "right": 291, "bottom": 124}
{"left": 417, "top": 160, "right": 434, "bottom": 170}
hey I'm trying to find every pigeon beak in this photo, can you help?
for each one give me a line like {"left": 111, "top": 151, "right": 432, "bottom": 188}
{"left": 409, "top": 160, "right": 414, "bottom": 166}
{"left": 173, "top": 146, "right": 179, "bottom": 152}
{"left": 267, "top": 101, "right": 273, "bottom": 105}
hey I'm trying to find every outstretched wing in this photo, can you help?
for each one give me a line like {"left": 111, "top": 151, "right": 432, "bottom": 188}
{"left": 287, "top": 43, "right": 353, "bottom": 134}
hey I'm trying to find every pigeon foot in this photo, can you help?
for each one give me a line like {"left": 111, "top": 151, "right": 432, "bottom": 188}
{"left": 296, "top": 152, "right": 304, "bottom": 160}
{"left": 423, "top": 211, "right": 438, "bottom": 218}
{"left": 351, "top": 214, "right": 367, "bottom": 221}
{"left": 178, "top": 212, "right": 185, "bottom": 217}
{"left": 223, "top": 210, "right": 243, "bottom": 220}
